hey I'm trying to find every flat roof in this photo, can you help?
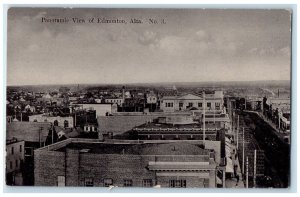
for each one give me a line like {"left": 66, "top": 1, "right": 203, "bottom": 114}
{"left": 56, "top": 141, "right": 211, "bottom": 158}
{"left": 135, "top": 122, "right": 223, "bottom": 130}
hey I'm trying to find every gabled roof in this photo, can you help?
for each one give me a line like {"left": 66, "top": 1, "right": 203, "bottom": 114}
{"left": 177, "top": 94, "right": 202, "bottom": 100}
{"left": 162, "top": 93, "right": 203, "bottom": 100}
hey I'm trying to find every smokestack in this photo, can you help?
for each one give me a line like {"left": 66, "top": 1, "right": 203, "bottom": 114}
{"left": 122, "top": 86, "right": 125, "bottom": 112}
{"left": 122, "top": 86, "right": 125, "bottom": 100}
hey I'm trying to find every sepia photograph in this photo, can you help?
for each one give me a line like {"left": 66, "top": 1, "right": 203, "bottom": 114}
{"left": 5, "top": 7, "right": 292, "bottom": 189}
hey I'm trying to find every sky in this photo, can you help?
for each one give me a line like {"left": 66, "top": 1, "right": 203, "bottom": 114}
{"left": 7, "top": 8, "right": 291, "bottom": 85}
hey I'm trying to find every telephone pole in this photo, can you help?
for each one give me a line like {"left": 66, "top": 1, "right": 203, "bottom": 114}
{"left": 203, "top": 91, "right": 206, "bottom": 144}
{"left": 242, "top": 127, "right": 245, "bottom": 174}
{"left": 253, "top": 149, "right": 257, "bottom": 188}
{"left": 246, "top": 156, "right": 249, "bottom": 188}
{"left": 237, "top": 115, "right": 239, "bottom": 150}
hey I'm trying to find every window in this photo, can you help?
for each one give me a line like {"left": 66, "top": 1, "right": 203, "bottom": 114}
{"left": 142, "top": 179, "right": 153, "bottom": 187}
{"left": 169, "top": 180, "right": 186, "bottom": 188}
{"left": 207, "top": 102, "right": 211, "bottom": 108}
{"left": 203, "top": 178, "right": 209, "bottom": 188}
{"left": 11, "top": 147, "right": 14, "bottom": 155}
{"left": 25, "top": 147, "right": 33, "bottom": 156}
{"left": 123, "top": 179, "right": 133, "bottom": 187}
{"left": 166, "top": 102, "right": 173, "bottom": 107}
{"left": 103, "top": 178, "right": 113, "bottom": 187}
{"left": 10, "top": 161, "right": 13, "bottom": 169}
{"left": 188, "top": 102, "right": 193, "bottom": 107}
{"left": 84, "top": 178, "right": 94, "bottom": 187}
{"left": 179, "top": 102, "right": 183, "bottom": 108}
{"left": 64, "top": 120, "right": 69, "bottom": 128}
{"left": 19, "top": 145, "right": 22, "bottom": 152}
{"left": 15, "top": 160, "right": 18, "bottom": 168}
{"left": 57, "top": 176, "right": 65, "bottom": 186}
{"left": 54, "top": 120, "right": 59, "bottom": 126}
{"left": 198, "top": 102, "right": 202, "bottom": 108}
{"left": 215, "top": 102, "right": 220, "bottom": 110}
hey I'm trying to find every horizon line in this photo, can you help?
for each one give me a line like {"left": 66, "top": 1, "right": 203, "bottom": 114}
{"left": 6, "top": 79, "right": 290, "bottom": 87}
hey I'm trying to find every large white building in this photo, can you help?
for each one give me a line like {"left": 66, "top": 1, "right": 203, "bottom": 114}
{"left": 104, "top": 98, "right": 124, "bottom": 106}
{"left": 29, "top": 114, "right": 74, "bottom": 128}
{"left": 160, "top": 91, "right": 224, "bottom": 113}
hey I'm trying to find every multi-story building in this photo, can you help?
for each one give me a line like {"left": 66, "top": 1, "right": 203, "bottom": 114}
{"left": 29, "top": 114, "right": 74, "bottom": 128}
{"left": 6, "top": 138, "right": 25, "bottom": 185}
{"left": 105, "top": 98, "right": 124, "bottom": 106}
{"left": 34, "top": 138, "right": 219, "bottom": 188}
{"left": 160, "top": 91, "right": 224, "bottom": 113}
{"left": 72, "top": 103, "right": 112, "bottom": 117}
{"left": 6, "top": 121, "right": 52, "bottom": 185}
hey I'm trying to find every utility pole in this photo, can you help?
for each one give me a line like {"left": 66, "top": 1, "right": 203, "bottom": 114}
{"left": 203, "top": 91, "right": 206, "bottom": 143}
{"left": 254, "top": 149, "right": 257, "bottom": 188}
{"left": 246, "top": 156, "right": 249, "bottom": 188}
{"left": 237, "top": 115, "right": 239, "bottom": 150}
{"left": 242, "top": 127, "right": 245, "bottom": 174}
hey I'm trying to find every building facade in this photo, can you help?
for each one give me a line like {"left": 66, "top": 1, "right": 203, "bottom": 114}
{"left": 29, "top": 114, "right": 74, "bottom": 128}
{"left": 160, "top": 91, "right": 224, "bottom": 113}
{"left": 105, "top": 98, "right": 124, "bottom": 106}
{"left": 34, "top": 139, "right": 218, "bottom": 188}
{"left": 6, "top": 139, "right": 25, "bottom": 185}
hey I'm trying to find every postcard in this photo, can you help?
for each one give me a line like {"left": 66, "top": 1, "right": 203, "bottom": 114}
{"left": 6, "top": 7, "right": 292, "bottom": 189}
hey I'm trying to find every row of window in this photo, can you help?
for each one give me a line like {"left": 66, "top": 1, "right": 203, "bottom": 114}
{"left": 83, "top": 178, "right": 189, "bottom": 187}
{"left": 9, "top": 144, "right": 22, "bottom": 155}
{"left": 106, "top": 99, "right": 123, "bottom": 103}
{"left": 57, "top": 177, "right": 209, "bottom": 188}
{"left": 165, "top": 102, "right": 174, "bottom": 107}
{"left": 34, "top": 119, "right": 70, "bottom": 128}
{"left": 83, "top": 178, "right": 153, "bottom": 187}
{"left": 84, "top": 126, "right": 96, "bottom": 132}
{"left": 148, "top": 97, "right": 156, "bottom": 101}
{"left": 9, "top": 159, "right": 22, "bottom": 170}
{"left": 166, "top": 102, "right": 221, "bottom": 108}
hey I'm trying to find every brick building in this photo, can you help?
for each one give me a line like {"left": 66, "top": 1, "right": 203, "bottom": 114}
{"left": 34, "top": 138, "right": 219, "bottom": 188}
